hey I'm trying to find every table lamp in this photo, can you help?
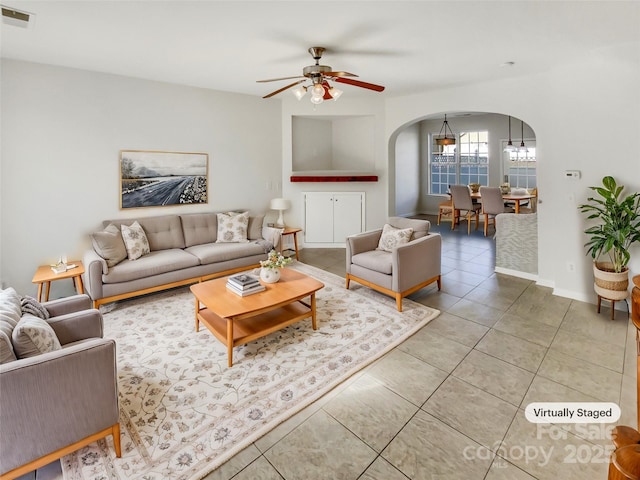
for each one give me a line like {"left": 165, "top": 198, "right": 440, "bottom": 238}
{"left": 270, "top": 198, "right": 290, "bottom": 227}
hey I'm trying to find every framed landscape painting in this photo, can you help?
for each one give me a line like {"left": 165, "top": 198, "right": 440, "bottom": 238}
{"left": 120, "top": 150, "right": 208, "bottom": 209}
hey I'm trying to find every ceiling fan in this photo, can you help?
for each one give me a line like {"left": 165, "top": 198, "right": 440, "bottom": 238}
{"left": 257, "top": 47, "right": 385, "bottom": 103}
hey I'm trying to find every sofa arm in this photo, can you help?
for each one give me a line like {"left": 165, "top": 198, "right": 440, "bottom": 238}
{"left": 346, "top": 229, "right": 383, "bottom": 272}
{"left": 48, "top": 309, "right": 104, "bottom": 345}
{"left": 392, "top": 233, "right": 442, "bottom": 292}
{"left": 82, "top": 250, "right": 106, "bottom": 301}
{"left": 44, "top": 294, "right": 92, "bottom": 317}
{"left": 0, "top": 339, "right": 118, "bottom": 475}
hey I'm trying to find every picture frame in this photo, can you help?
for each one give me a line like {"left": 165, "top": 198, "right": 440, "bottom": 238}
{"left": 120, "top": 150, "right": 208, "bottom": 209}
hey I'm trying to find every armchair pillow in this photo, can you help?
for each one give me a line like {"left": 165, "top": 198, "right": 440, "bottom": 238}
{"left": 377, "top": 224, "right": 414, "bottom": 252}
{"left": 91, "top": 223, "right": 127, "bottom": 267}
{"left": 12, "top": 314, "right": 62, "bottom": 359}
{"left": 216, "top": 211, "right": 249, "bottom": 243}
{"left": 121, "top": 221, "right": 151, "bottom": 260}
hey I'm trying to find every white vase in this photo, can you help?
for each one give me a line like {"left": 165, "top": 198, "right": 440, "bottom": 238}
{"left": 260, "top": 267, "right": 281, "bottom": 284}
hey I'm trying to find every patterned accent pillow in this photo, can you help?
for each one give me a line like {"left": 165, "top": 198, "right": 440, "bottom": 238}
{"left": 377, "top": 224, "right": 414, "bottom": 252}
{"left": 12, "top": 314, "right": 62, "bottom": 359}
{"left": 91, "top": 223, "right": 127, "bottom": 267}
{"left": 121, "top": 221, "right": 151, "bottom": 260}
{"left": 216, "top": 211, "right": 250, "bottom": 243}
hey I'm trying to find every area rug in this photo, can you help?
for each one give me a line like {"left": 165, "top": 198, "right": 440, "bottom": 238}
{"left": 62, "top": 263, "right": 439, "bottom": 480}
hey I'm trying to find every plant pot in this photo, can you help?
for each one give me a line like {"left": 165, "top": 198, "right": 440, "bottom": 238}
{"left": 593, "top": 261, "right": 629, "bottom": 301}
{"left": 260, "top": 267, "right": 281, "bottom": 284}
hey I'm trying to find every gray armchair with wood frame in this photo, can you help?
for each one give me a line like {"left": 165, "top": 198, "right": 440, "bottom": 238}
{"left": 345, "top": 217, "right": 441, "bottom": 312}
{"left": 450, "top": 184, "right": 482, "bottom": 235}
{"left": 0, "top": 294, "right": 120, "bottom": 480}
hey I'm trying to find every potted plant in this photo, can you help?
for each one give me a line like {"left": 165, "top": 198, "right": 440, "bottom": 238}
{"left": 578, "top": 176, "right": 640, "bottom": 302}
{"left": 259, "top": 249, "right": 292, "bottom": 283}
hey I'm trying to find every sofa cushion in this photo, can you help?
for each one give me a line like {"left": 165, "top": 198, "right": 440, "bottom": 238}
{"left": 121, "top": 221, "right": 151, "bottom": 260}
{"left": 102, "top": 249, "right": 200, "bottom": 284}
{"left": 12, "top": 314, "right": 62, "bottom": 359}
{"left": 216, "top": 211, "right": 249, "bottom": 243}
{"left": 377, "top": 224, "right": 413, "bottom": 252}
{"left": 105, "top": 215, "right": 186, "bottom": 251}
{"left": 91, "top": 223, "right": 127, "bottom": 267}
{"left": 181, "top": 213, "right": 218, "bottom": 247}
{"left": 389, "top": 216, "right": 430, "bottom": 240}
{"left": 185, "top": 241, "right": 266, "bottom": 265}
{"left": 351, "top": 250, "right": 393, "bottom": 275}
{"left": 0, "top": 288, "right": 22, "bottom": 328}
{"left": 248, "top": 215, "right": 265, "bottom": 240}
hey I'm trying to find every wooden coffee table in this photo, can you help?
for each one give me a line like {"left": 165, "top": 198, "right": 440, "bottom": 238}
{"left": 190, "top": 268, "right": 324, "bottom": 367}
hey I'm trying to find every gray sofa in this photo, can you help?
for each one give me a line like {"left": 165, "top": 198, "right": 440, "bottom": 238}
{"left": 346, "top": 217, "right": 442, "bottom": 311}
{"left": 83, "top": 212, "right": 272, "bottom": 307}
{"left": 0, "top": 290, "right": 120, "bottom": 478}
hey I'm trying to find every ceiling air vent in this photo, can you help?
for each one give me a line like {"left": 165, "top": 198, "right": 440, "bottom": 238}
{"left": 1, "top": 6, "right": 34, "bottom": 28}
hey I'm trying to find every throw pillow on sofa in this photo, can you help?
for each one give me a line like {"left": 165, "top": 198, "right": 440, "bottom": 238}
{"left": 91, "top": 223, "right": 127, "bottom": 267}
{"left": 121, "top": 221, "right": 151, "bottom": 260}
{"left": 216, "top": 211, "right": 249, "bottom": 243}
{"left": 12, "top": 313, "right": 62, "bottom": 359}
{"left": 377, "top": 224, "right": 414, "bottom": 252}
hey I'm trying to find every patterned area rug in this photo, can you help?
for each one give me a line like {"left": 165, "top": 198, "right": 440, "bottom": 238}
{"left": 62, "top": 263, "right": 439, "bottom": 480}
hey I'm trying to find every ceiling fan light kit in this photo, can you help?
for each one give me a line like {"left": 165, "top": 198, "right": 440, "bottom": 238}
{"left": 258, "top": 47, "right": 385, "bottom": 105}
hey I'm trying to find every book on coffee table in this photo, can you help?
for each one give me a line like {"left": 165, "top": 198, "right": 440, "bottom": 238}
{"left": 227, "top": 274, "right": 260, "bottom": 290}
{"left": 226, "top": 282, "right": 265, "bottom": 297}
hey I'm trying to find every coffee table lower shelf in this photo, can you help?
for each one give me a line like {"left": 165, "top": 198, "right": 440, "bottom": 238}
{"left": 196, "top": 301, "right": 313, "bottom": 366}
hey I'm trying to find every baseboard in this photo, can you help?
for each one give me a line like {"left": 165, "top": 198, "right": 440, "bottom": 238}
{"left": 494, "top": 266, "right": 538, "bottom": 282}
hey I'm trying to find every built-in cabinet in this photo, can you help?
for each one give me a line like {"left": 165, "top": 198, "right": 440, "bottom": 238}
{"left": 304, "top": 192, "right": 365, "bottom": 245}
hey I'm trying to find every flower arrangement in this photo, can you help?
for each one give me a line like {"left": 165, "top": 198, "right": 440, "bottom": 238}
{"left": 260, "top": 249, "right": 292, "bottom": 269}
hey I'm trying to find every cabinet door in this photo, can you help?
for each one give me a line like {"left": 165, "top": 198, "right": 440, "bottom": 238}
{"left": 304, "top": 192, "right": 335, "bottom": 243}
{"left": 333, "top": 193, "right": 363, "bottom": 242}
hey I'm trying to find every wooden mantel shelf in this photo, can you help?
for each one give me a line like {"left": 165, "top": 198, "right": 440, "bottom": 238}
{"left": 290, "top": 175, "right": 378, "bottom": 183}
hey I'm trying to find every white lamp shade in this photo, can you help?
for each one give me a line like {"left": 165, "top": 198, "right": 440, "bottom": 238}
{"left": 270, "top": 198, "right": 290, "bottom": 226}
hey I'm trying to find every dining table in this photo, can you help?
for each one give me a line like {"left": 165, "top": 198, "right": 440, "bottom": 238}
{"left": 470, "top": 191, "right": 537, "bottom": 214}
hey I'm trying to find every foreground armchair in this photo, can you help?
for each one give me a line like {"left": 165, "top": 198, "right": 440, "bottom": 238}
{"left": 0, "top": 292, "right": 120, "bottom": 480}
{"left": 346, "top": 217, "right": 442, "bottom": 312}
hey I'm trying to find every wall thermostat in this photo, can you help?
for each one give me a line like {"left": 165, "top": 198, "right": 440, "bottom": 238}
{"left": 565, "top": 170, "right": 581, "bottom": 179}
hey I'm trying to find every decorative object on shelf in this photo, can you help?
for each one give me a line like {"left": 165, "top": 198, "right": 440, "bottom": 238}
{"left": 258, "top": 47, "right": 385, "bottom": 105}
{"left": 120, "top": 150, "right": 208, "bottom": 209}
{"left": 435, "top": 114, "right": 456, "bottom": 146}
{"left": 504, "top": 115, "right": 516, "bottom": 152}
{"left": 270, "top": 198, "right": 290, "bottom": 227}
{"left": 259, "top": 249, "right": 292, "bottom": 284}
{"left": 578, "top": 176, "right": 640, "bottom": 316}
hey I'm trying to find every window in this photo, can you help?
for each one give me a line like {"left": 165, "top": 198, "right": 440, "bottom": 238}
{"left": 503, "top": 141, "right": 537, "bottom": 189}
{"left": 429, "top": 131, "right": 488, "bottom": 195}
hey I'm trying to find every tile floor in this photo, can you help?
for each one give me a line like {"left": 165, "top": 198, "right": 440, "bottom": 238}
{"left": 22, "top": 215, "right": 636, "bottom": 479}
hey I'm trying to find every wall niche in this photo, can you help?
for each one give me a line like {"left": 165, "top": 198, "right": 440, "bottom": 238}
{"left": 292, "top": 115, "right": 376, "bottom": 176}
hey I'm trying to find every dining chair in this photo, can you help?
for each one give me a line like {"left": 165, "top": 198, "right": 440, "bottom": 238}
{"left": 437, "top": 199, "right": 453, "bottom": 225}
{"left": 449, "top": 185, "right": 481, "bottom": 235}
{"left": 519, "top": 188, "right": 538, "bottom": 214}
{"left": 479, "top": 186, "right": 514, "bottom": 236}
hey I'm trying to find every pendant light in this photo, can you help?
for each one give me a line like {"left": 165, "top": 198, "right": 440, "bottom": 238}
{"left": 504, "top": 116, "right": 516, "bottom": 152}
{"left": 518, "top": 120, "right": 528, "bottom": 153}
{"left": 435, "top": 114, "right": 456, "bottom": 146}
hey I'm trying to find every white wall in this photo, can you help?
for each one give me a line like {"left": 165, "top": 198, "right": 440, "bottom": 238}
{"left": 1, "top": 60, "right": 282, "bottom": 297}
{"left": 386, "top": 45, "right": 640, "bottom": 304}
{"left": 281, "top": 96, "right": 387, "bottom": 244}
{"left": 394, "top": 124, "right": 421, "bottom": 217}
{"left": 292, "top": 117, "right": 333, "bottom": 171}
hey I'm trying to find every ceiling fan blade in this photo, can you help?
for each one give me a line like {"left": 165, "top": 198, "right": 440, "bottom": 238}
{"left": 323, "top": 71, "right": 358, "bottom": 78}
{"left": 257, "top": 76, "right": 305, "bottom": 83}
{"left": 334, "top": 77, "right": 385, "bottom": 92}
{"left": 263, "top": 80, "right": 306, "bottom": 99}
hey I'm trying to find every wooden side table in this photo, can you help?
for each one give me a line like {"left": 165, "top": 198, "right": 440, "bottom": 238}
{"left": 281, "top": 227, "right": 302, "bottom": 261}
{"left": 31, "top": 261, "right": 85, "bottom": 302}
